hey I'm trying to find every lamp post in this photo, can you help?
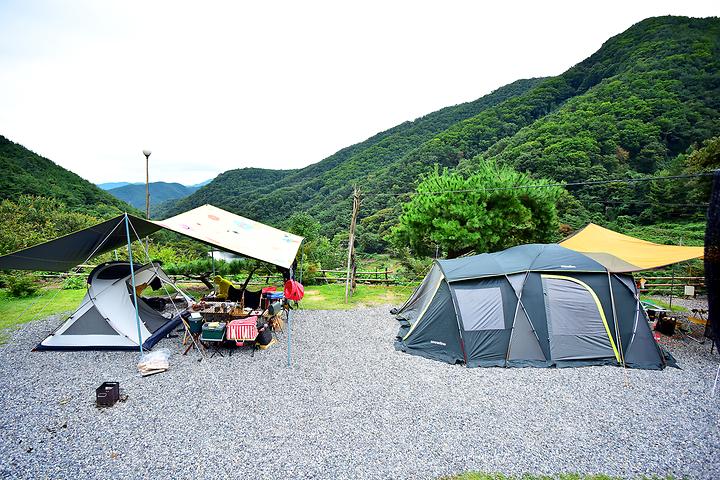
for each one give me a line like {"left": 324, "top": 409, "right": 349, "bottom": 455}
{"left": 142, "top": 149, "right": 152, "bottom": 219}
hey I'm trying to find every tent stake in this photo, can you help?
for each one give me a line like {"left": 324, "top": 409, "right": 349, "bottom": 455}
{"left": 125, "top": 214, "right": 144, "bottom": 354}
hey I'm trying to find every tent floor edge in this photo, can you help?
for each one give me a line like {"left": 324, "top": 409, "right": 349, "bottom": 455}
{"left": 33, "top": 343, "right": 143, "bottom": 352}
{"left": 395, "top": 343, "right": 463, "bottom": 365}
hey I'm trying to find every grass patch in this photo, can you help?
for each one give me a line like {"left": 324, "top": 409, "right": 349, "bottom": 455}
{"left": 0, "top": 288, "right": 86, "bottom": 342}
{"left": 640, "top": 296, "right": 689, "bottom": 312}
{"left": 299, "top": 283, "right": 411, "bottom": 310}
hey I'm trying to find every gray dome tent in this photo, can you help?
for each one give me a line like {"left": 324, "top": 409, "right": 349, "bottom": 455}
{"left": 394, "top": 244, "right": 674, "bottom": 369}
{"left": 36, "top": 262, "right": 191, "bottom": 351}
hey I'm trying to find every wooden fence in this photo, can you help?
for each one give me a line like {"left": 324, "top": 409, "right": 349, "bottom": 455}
{"left": 638, "top": 276, "right": 705, "bottom": 294}
{"left": 316, "top": 268, "right": 397, "bottom": 284}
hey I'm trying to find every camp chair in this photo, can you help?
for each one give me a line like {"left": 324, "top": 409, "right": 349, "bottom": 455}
{"left": 243, "top": 289, "right": 262, "bottom": 310}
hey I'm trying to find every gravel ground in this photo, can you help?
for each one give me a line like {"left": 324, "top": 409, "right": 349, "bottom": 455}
{"left": 0, "top": 307, "right": 719, "bottom": 479}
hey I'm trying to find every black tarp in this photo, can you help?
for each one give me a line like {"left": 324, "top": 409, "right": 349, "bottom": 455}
{"left": 0, "top": 214, "right": 160, "bottom": 272}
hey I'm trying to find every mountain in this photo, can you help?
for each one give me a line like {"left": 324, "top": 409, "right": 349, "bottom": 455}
{"left": 152, "top": 17, "right": 720, "bottom": 250}
{"left": 98, "top": 182, "right": 135, "bottom": 190}
{"left": 106, "top": 182, "right": 200, "bottom": 213}
{"left": 159, "top": 77, "right": 545, "bottom": 224}
{"left": 0, "top": 135, "right": 133, "bottom": 217}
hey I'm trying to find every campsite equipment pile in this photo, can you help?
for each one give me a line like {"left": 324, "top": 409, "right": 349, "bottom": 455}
{"left": 184, "top": 296, "right": 284, "bottom": 356}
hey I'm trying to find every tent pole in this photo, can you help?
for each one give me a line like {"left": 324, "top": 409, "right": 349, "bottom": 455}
{"left": 211, "top": 248, "right": 215, "bottom": 277}
{"left": 287, "top": 265, "right": 293, "bottom": 367}
{"left": 287, "top": 307, "right": 292, "bottom": 367}
{"left": 125, "top": 214, "right": 144, "bottom": 354}
{"left": 608, "top": 271, "right": 628, "bottom": 385}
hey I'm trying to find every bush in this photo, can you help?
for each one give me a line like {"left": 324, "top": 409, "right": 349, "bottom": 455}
{"left": 3, "top": 274, "right": 39, "bottom": 297}
{"left": 62, "top": 275, "right": 87, "bottom": 290}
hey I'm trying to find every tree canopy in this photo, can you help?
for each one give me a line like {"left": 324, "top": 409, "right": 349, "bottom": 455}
{"left": 390, "top": 161, "right": 564, "bottom": 258}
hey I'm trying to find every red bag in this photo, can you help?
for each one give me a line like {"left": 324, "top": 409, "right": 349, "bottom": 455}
{"left": 284, "top": 280, "right": 305, "bottom": 301}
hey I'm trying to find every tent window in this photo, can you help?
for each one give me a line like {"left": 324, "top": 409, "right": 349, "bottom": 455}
{"left": 454, "top": 286, "right": 504, "bottom": 331}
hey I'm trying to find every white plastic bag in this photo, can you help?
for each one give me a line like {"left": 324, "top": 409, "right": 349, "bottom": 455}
{"left": 137, "top": 348, "right": 171, "bottom": 374}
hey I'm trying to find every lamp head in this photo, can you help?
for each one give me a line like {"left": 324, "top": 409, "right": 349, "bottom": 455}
{"left": 142, "top": 149, "right": 152, "bottom": 158}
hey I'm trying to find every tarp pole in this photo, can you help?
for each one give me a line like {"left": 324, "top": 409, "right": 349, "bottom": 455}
{"left": 125, "top": 214, "right": 144, "bottom": 354}
{"left": 287, "top": 266, "right": 294, "bottom": 367}
{"left": 287, "top": 307, "right": 292, "bottom": 367}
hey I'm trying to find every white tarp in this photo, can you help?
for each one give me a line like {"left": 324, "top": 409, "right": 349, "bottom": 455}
{"left": 155, "top": 204, "right": 304, "bottom": 269}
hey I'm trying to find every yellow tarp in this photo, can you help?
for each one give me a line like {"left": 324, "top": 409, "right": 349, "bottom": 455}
{"left": 559, "top": 223, "right": 704, "bottom": 272}
{"left": 155, "top": 204, "right": 303, "bottom": 269}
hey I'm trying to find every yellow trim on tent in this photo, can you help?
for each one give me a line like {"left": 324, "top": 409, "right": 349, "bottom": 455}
{"left": 542, "top": 274, "right": 621, "bottom": 363}
{"left": 402, "top": 273, "right": 445, "bottom": 341}
{"left": 559, "top": 223, "right": 703, "bottom": 271}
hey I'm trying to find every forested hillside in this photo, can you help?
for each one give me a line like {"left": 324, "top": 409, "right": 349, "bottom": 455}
{"left": 159, "top": 77, "right": 545, "bottom": 223}
{"left": 161, "top": 17, "right": 720, "bottom": 250}
{"left": 160, "top": 16, "right": 719, "bottom": 253}
{"left": 0, "top": 135, "right": 132, "bottom": 217}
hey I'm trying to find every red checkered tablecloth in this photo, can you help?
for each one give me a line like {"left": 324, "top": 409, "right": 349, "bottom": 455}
{"left": 226, "top": 317, "right": 259, "bottom": 341}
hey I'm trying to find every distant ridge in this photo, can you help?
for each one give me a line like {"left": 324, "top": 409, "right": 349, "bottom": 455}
{"left": 106, "top": 182, "right": 200, "bottom": 213}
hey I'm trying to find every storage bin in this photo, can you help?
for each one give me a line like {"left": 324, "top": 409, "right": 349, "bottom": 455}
{"left": 96, "top": 381, "right": 119, "bottom": 407}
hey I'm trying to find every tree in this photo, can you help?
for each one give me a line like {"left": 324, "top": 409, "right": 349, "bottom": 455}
{"left": 389, "top": 161, "right": 564, "bottom": 258}
{"left": 0, "top": 195, "right": 98, "bottom": 256}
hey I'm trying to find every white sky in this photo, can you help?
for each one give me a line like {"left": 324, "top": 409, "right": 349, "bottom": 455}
{"left": 0, "top": 1, "right": 717, "bottom": 185}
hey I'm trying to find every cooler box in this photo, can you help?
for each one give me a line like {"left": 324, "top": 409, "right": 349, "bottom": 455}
{"left": 187, "top": 312, "right": 204, "bottom": 334}
{"left": 201, "top": 322, "right": 226, "bottom": 342}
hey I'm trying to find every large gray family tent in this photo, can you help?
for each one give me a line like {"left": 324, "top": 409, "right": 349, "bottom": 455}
{"left": 394, "top": 244, "right": 674, "bottom": 369}
{"left": 36, "top": 262, "right": 191, "bottom": 351}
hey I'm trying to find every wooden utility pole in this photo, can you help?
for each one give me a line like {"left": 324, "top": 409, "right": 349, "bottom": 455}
{"left": 345, "top": 186, "right": 361, "bottom": 303}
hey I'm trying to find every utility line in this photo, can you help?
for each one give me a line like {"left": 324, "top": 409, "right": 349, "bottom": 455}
{"left": 602, "top": 201, "right": 710, "bottom": 208}
{"left": 369, "top": 171, "right": 715, "bottom": 197}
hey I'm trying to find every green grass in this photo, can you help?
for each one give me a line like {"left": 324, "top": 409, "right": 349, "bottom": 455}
{"left": 299, "top": 283, "right": 412, "bottom": 310}
{"left": 0, "top": 288, "right": 86, "bottom": 342}
{"left": 640, "top": 296, "right": 689, "bottom": 312}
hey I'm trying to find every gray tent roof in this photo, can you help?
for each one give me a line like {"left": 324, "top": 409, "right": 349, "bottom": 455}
{"left": 437, "top": 244, "right": 608, "bottom": 282}
{"left": 0, "top": 214, "right": 160, "bottom": 272}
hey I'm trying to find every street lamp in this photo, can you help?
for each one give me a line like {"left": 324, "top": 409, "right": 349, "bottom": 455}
{"left": 142, "top": 149, "right": 151, "bottom": 220}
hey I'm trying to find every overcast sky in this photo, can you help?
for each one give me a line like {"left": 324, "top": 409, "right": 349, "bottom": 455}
{"left": 0, "top": 1, "right": 717, "bottom": 185}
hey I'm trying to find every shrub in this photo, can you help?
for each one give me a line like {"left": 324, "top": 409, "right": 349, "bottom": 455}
{"left": 3, "top": 274, "right": 39, "bottom": 298}
{"left": 62, "top": 275, "right": 87, "bottom": 290}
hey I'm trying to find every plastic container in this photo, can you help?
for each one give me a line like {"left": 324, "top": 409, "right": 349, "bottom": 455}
{"left": 96, "top": 382, "right": 119, "bottom": 407}
{"left": 201, "top": 322, "right": 226, "bottom": 341}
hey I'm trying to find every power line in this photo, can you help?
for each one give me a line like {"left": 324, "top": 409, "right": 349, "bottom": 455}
{"left": 371, "top": 171, "right": 715, "bottom": 198}
{"left": 602, "top": 200, "right": 710, "bottom": 208}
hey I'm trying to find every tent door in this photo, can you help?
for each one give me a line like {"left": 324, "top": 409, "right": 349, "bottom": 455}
{"left": 542, "top": 274, "right": 620, "bottom": 362}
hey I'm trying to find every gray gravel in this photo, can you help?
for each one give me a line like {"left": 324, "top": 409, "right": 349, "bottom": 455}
{"left": 0, "top": 307, "right": 719, "bottom": 479}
